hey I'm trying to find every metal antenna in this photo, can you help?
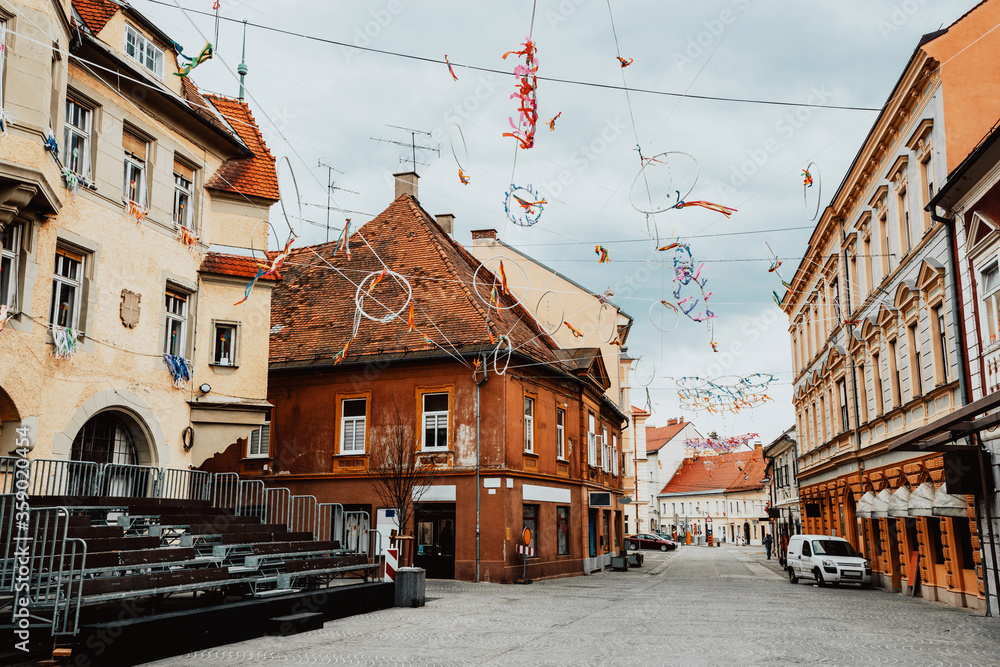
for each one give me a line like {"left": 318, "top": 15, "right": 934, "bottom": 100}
{"left": 316, "top": 160, "right": 359, "bottom": 243}
{"left": 370, "top": 124, "right": 440, "bottom": 169}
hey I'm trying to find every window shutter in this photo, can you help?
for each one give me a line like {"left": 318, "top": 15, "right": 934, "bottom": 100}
{"left": 259, "top": 424, "right": 270, "bottom": 454}
{"left": 174, "top": 159, "right": 194, "bottom": 181}
{"left": 249, "top": 428, "right": 260, "bottom": 456}
{"left": 123, "top": 128, "right": 147, "bottom": 160}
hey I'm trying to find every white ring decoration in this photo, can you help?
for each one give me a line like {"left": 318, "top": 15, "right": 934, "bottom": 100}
{"left": 598, "top": 303, "right": 616, "bottom": 343}
{"left": 450, "top": 124, "right": 469, "bottom": 174}
{"left": 354, "top": 270, "right": 413, "bottom": 323}
{"left": 534, "top": 290, "right": 564, "bottom": 336}
{"left": 276, "top": 156, "right": 303, "bottom": 239}
{"left": 493, "top": 340, "right": 513, "bottom": 376}
{"left": 633, "top": 355, "right": 655, "bottom": 387}
{"left": 649, "top": 301, "right": 680, "bottom": 333}
{"left": 630, "top": 151, "right": 700, "bottom": 215}
{"left": 473, "top": 255, "right": 530, "bottom": 311}
{"left": 803, "top": 161, "right": 822, "bottom": 222}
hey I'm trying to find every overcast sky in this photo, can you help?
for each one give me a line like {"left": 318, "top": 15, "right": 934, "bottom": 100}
{"left": 138, "top": 0, "right": 979, "bottom": 443}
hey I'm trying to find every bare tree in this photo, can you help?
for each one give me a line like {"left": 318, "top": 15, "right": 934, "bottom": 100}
{"left": 365, "top": 395, "right": 434, "bottom": 567}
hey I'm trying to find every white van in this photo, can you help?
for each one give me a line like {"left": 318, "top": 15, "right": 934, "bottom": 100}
{"left": 785, "top": 534, "right": 872, "bottom": 587}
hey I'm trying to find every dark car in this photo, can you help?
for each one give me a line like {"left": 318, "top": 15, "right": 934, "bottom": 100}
{"left": 626, "top": 533, "right": 677, "bottom": 551}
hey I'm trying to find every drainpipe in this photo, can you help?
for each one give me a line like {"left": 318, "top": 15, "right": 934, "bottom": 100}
{"left": 475, "top": 353, "right": 488, "bottom": 583}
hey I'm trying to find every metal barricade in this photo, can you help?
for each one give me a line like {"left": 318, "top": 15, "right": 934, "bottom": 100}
{"left": 211, "top": 472, "right": 240, "bottom": 510}
{"left": 344, "top": 511, "right": 370, "bottom": 554}
{"left": 0, "top": 494, "right": 14, "bottom": 591}
{"left": 0, "top": 456, "right": 22, "bottom": 495}
{"left": 288, "top": 495, "right": 317, "bottom": 536}
{"left": 237, "top": 479, "right": 265, "bottom": 519}
{"left": 28, "top": 459, "right": 99, "bottom": 497}
{"left": 159, "top": 468, "right": 211, "bottom": 501}
{"left": 19, "top": 507, "right": 86, "bottom": 636}
{"left": 97, "top": 464, "right": 159, "bottom": 498}
{"left": 264, "top": 487, "right": 291, "bottom": 527}
{"left": 315, "top": 503, "right": 344, "bottom": 544}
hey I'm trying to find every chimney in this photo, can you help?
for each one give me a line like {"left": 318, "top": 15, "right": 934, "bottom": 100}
{"left": 393, "top": 171, "right": 419, "bottom": 200}
{"left": 667, "top": 418, "right": 678, "bottom": 426}
{"left": 435, "top": 214, "right": 454, "bottom": 235}
{"left": 471, "top": 229, "right": 497, "bottom": 246}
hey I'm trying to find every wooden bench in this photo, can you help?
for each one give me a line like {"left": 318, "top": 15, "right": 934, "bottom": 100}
{"left": 276, "top": 555, "right": 378, "bottom": 587}
{"left": 77, "top": 566, "right": 233, "bottom": 605}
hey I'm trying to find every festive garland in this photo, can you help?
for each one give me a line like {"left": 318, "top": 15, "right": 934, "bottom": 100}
{"left": 52, "top": 325, "right": 79, "bottom": 361}
{"left": 501, "top": 39, "right": 538, "bottom": 150}
{"left": 504, "top": 184, "right": 547, "bottom": 227}
{"left": 163, "top": 353, "right": 192, "bottom": 388}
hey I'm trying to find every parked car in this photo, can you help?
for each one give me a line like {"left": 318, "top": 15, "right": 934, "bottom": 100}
{"left": 626, "top": 533, "right": 677, "bottom": 551}
{"left": 785, "top": 534, "right": 872, "bottom": 587}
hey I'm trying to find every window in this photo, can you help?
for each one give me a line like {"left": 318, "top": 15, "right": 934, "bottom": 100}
{"left": 523, "top": 504, "right": 538, "bottom": 556}
{"left": 878, "top": 211, "right": 890, "bottom": 275}
{"left": 124, "top": 24, "right": 164, "bottom": 78}
{"left": 1, "top": 224, "right": 20, "bottom": 309}
{"left": 247, "top": 423, "right": 270, "bottom": 458}
{"left": 556, "top": 507, "right": 569, "bottom": 556}
{"left": 921, "top": 157, "right": 934, "bottom": 230}
{"left": 212, "top": 322, "right": 237, "bottom": 366}
{"left": 899, "top": 187, "right": 912, "bottom": 254}
{"left": 908, "top": 323, "right": 922, "bottom": 396}
{"left": 680, "top": 502, "right": 684, "bottom": 514}
{"left": 864, "top": 236, "right": 873, "bottom": 293}
{"left": 341, "top": 398, "right": 366, "bottom": 454}
{"left": 123, "top": 129, "right": 147, "bottom": 207}
{"left": 602, "top": 427, "right": 609, "bottom": 472}
{"left": 672, "top": 502, "right": 676, "bottom": 515}
{"left": 982, "top": 263, "right": 1000, "bottom": 345}
{"left": 422, "top": 392, "right": 449, "bottom": 450}
{"left": 0, "top": 21, "right": 6, "bottom": 108}
{"left": 524, "top": 396, "right": 534, "bottom": 453}
{"left": 173, "top": 160, "right": 194, "bottom": 229}
{"left": 587, "top": 413, "right": 597, "bottom": 466}
{"left": 933, "top": 306, "right": 949, "bottom": 383}
{"left": 838, "top": 379, "right": 848, "bottom": 433}
{"left": 50, "top": 248, "right": 83, "bottom": 329}
{"left": 612, "top": 435, "right": 618, "bottom": 476}
{"left": 857, "top": 361, "right": 869, "bottom": 423}
{"left": 872, "top": 352, "right": 884, "bottom": 414}
{"left": 556, "top": 408, "right": 565, "bottom": 459}
{"left": 163, "top": 290, "right": 187, "bottom": 357}
{"left": 64, "top": 98, "right": 92, "bottom": 178}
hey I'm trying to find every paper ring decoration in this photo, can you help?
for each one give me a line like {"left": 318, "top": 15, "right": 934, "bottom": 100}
{"left": 707, "top": 318, "right": 716, "bottom": 350}
{"left": 594, "top": 302, "right": 615, "bottom": 343}
{"left": 354, "top": 269, "right": 413, "bottom": 324}
{"left": 247, "top": 219, "right": 280, "bottom": 265}
{"left": 803, "top": 161, "right": 822, "bottom": 222}
{"left": 472, "top": 255, "right": 529, "bottom": 311}
{"left": 276, "top": 156, "right": 303, "bottom": 239}
{"left": 630, "top": 151, "right": 700, "bottom": 215}
{"left": 504, "top": 184, "right": 547, "bottom": 227}
{"left": 450, "top": 124, "right": 469, "bottom": 174}
{"left": 493, "top": 339, "right": 513, "bottom": 376}
{"left": 633, "top": 355, "right": 655, "bottom": 387}
{"left": 649, "top": 301, "right": 680, "bottom": 333}
{"left": 534, "top": 290, "right": 564, "bottom": 336}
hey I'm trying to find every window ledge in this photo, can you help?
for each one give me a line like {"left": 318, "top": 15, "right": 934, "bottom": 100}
{"left": 522, "top": 451, "right": 539, "bottom": 458}
{"left": 335, "top": 452, "right": 367, "bottom": 457}
{"left": 209, "top": 362, "right": 239, "bottom": 370}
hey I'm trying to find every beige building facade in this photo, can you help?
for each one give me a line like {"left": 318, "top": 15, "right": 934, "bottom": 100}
{"left": 0, "top": 0, "right": 278, "bottom": 471}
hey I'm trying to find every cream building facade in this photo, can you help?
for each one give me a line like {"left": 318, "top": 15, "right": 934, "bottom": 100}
{"left": 0, "top": 0, "right": 279, "bottom": 472}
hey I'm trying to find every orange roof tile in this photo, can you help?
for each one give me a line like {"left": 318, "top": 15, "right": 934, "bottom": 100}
{"left": 646, "top": 420, "right": 690, "bottom": 454}
{"left": 204, "top": 94, "right": 280, "bottom": 201}
{"left": 269, "top": 195, "right": 562, "bottom": 367}
{"left": 200, "top": 252, "right": 280, "bottom": 281}
{"left": 659, "top": 448, "right": 768, "bottom": 495}
{"left": 72, "top": 0, "right": 119, "bottom": 33}
{"left": 180, "top": 78, "right": 234, "bottom": 136}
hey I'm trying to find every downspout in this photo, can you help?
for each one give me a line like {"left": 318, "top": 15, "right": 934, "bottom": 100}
{"left": 475, "top": 353, "right": 488, "bottom": 583}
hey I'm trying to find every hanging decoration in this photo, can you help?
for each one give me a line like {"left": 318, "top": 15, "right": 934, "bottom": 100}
{"left": 235, "top": 235, "right": 294, "bottom": 306}
{"left": 564, "top": 321, "right": 584, "bottom": 338}
{"left": 450, "top": 124, "right": 470, "bottom": 185}
{"left": 459, "top": 168, "right": 470, "bottom": 185}
{"left": 334, "top": 219, "right": 351, "bottom": 257}
{"left": 649, "top": 300, "right": 679, "bottom": 333}
{"left": 547, "top": 112, "right": 561, "bottom": 131}
{"left": 0, "top": 305, "right": 11, "bottom": 336}
{"left": 62, "top": 168, "right": 81, "bottom": 197}
{"left": 0, "top": 108, "right": 12, "bottom": 137}
{"left": 595, "top": 245, "right": 610, "bottom": 263}
{"left": 765, "top": 242, "right": 790, "bottom": 308}
{"left": 702, "top": 458, "right": 717, "bottom": 481}
{"left": 674, "top": 198, "right": 737, "bottom": 218}
{"left": 683, "top": 433, "right": 760, "bottom": 456}
{"left": 473, "top": 256, "right": 529, "bottom": 312}
{"left": 644, "top": 387, "right": 652, "bottom": 413}
{"left": 533, "top": 290, "right": 564, "bottom": 336}
{"left": 175, "top": 224, "right": 198, "bottom": 250}
{"left": 802, "top": 168, "right": 814, "bottom": 188}
{"left": 630, "top": 151, "right": 700, "bottom": 216}
{"left": 333, "top": 338, "right": 352, "bottom": 365}
{"left": 125, "top": 199, "right": 146, "bottom": 225}
{"left": 632, "top": 355, "right": 655, "bottom": 388}
{"left": 163, "top": 354, "right": 192, "bottom": 388}
{"left": 43, "top": 130, "right": 59, "bottom": 161}
{"left": 597, "top": 302, "right": 617, "bottom": 344}
{"left": 616, "top": 56, "right": 634, "bottom": 68}
{"left": 355, "top": 269, "right": 413, "bottom": 324}
{"left": 501, "top": 39, "right": 539, "bottom": 150}
{"left": 444, "top": 54, "right": 458, "bottom": 81}
{"left": 676, "top": 374, "right": 776, "bottom": 414}
{"left": 407, "top": 301, "right": 415, "bottom": 332}
{"left": 174, "top": 42, "right": 213, "bottom": 78}
{"left": 803, "top": 161, "right": 822, "bottom": 221}
{"left": 666, "top": 242, "right": 715, "bottom": 323}
{"left": 504, "top": 184, "right": 547, "bottom": 227}
{"left": 52, "top": 325, "right": 79, "bottom": 360}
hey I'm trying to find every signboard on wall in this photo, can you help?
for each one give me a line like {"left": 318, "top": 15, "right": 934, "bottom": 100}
{"left": 589, "top": 492, "right": 612, "bottom": 507}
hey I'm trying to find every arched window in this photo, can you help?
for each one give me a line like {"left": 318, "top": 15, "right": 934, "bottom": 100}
{"left": 71, "top": 412, "right": 139, "bottom": 465}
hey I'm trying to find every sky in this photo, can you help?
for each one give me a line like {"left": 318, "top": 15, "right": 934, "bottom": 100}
{"left": 134, "top": 0, "right": 980, "bottom": 444}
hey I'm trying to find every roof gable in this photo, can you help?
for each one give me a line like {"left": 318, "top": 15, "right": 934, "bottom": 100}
{"left": 659, "top": 448, "right": 767, "bottom": 495}
{"left": 204, "top": 94, "right": 280, "bottom": 201}
{"left": 72, "top": 0, "right": 119, "bottom": 33}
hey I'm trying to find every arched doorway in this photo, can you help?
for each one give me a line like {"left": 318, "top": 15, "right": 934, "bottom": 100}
{"left": 842, "top": 489, "right": 858, "bottom": 547}
{"left": 743, "top": 522, "right": 750, "bottom": 544}
{"left": 0, "top": 384, "right": 24, "bottom": 454}
{"left": 71, "top": 410, "right": 154, "bottom": 496}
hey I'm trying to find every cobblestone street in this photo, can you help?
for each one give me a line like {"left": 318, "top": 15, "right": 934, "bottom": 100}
{"left": 152, "top": 544, "right": 1000, "bottom": 666}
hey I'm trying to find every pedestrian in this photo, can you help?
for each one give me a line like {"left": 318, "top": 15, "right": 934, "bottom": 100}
{"left": 763, "top": 532, "right": 773, "bottom": 560}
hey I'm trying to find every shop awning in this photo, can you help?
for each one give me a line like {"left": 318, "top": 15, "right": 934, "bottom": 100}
{"left": 887, "top": 391, "right": 1000, "bottom": 452}
{"left": 870, "top": 489, "right": 892, "bottom": 518}
{"left": 887, "top": 486, "right": 911, "bottom": 517}
{"left": 856, "top": 491, "right": 876, "bottom": 518}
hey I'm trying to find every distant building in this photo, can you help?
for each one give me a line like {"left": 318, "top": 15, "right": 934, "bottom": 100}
{"left": 645, "top": 417, "right": 702, "bottom": 532}
{"left": 763, "top": 426, "right": 800, "bottom": 562}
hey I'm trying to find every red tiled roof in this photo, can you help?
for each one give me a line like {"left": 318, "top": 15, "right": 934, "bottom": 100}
{"left": 646, "top": 420, "right": 689, "bottom": 454}
{"left": 631, "top": 405, "right": 650, "bottom": 417}
{"left": 204, "top": 94, "right": 280, "bottom": 201}
{"left": 659, "top": 448, "right": 768, "bottom": 495}
{"left": 269, "top": 195, "right": 562, "bottom": 367}
{"left": 72, "top": 0, "right": 119, "bottom": 33}
{"left": 180, "top": 78, "right": 234, "bottom": 136}
{"left": 200, "top": 252, "right": 280, "bottom": 281}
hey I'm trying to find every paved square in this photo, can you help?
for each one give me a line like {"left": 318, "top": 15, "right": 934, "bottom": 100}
{"left": 152, "top": 545, "right": 1000, "bottom": 666}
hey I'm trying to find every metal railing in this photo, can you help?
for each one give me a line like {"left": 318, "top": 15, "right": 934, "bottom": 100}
{"left": 264, "top": 487, "right": 291, "bottom": 526}
{"left": 160, "top": 468, "right": 211, "bottom": 501}
{"left": 21, "top": 507, "right": 86, "bottom": 636}
{"left": 211, "top": 472, "right": 240, "bottom": 509}
{"left": 28, "top": 459, "right": 100, "bottom": 496}
{"left": 344, "top": 511, "right": 371, "bottom": 554}
{"left": 237, "top": 479, "right": 265, "bottom": 519}
{"left": 97, "top": 464, "right": 159, "bottom": 498}
{"left": 316, "top": 502, "right": 344, "bottom": 545}
{"left": 289, "top": 495, "right": 318, "bottom": 537}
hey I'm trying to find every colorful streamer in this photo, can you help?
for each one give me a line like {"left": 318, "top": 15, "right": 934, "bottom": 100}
{"left": 547, "top": 112, "right": 562, "bottom": 131}
{"left": 333, "top": 338, "right": 352, "bottom": 365}
{"left": 407, "top": 301, "right": 415, "bottom": 332}
{"left": 176, "top": 225, "right": 198, "bottom": 250}
{"left": 0, "top": 305, "right": 11, "bottom": 336}
{"left": 459, "top": 168, "right": 470, "bottom": 185}
{"left": 163, "top": 353, "right": 192, "bottom": 388}
{"left": 564, "top": 322, "right": 584, "bottom": 338}
{"left": 501, "top": 39, "right": 538, "bottom": 150}
{"left": 445, "top": 54, "right": 458, "bottom": 81}
{"left": 802, "top": 169, "right": 814, "bottom": 188}
{"left": 334, "top": 219, "right": 351, "bottom": 257}
{"left": 504, "top": 184, "right": 547, "bottom": 227}
{"left": 43, "top": 131, "right": 58, "bottom": 160}
{"left": 175, "top": 42, "right": 213, "bottom": 77}
{"left": 595, "top": 245, "right": 610, "bottom": 263}
{"left": 126, "top": 199, "right": 146, "bottom": 224}
{"left": 675, "top": 199, "right": 737, "bottom": 218}
{"left": 498, "top": 261, "right": 511, "bottom": 296}
{"left": 617, "top": 56, "right": 634, "bottom": 68}
{"left": 235, "top": 235, "right": 294, "bottom": 306}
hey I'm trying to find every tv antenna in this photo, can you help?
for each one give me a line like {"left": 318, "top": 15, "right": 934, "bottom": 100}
{"left": 315, "top": 159, "right": 361, "bottom": 242}
{"left": 370, "top": 124, "right": 440, "bottom": 169}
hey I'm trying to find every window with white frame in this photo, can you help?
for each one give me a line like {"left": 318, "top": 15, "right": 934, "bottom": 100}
{"left": 587, "top": 412, "right": 597, "bottom": 466}
{"left": 523, "top": 396, "right": 535, "bottom": 453}
{"left": 64, "top": 98, "right": 92, "bottom": 179}
{"left": 612, "top": 435, "right": 618, "bottom": 475}
{"left": 50, "top": 248, "right": 83, "bottom": 329}
{"left": 173, "top": 160, "right": 194, "bottom": 229}
{"left": 908, "top": 322, "right": 923, "bottom": 396}
{"left": 422, "top": 392, "right": 449, "bottom": 450}
{"left": 602, "top": 426, "right": 609, "bottom": 472}
{"left": 0, "top": 21, "right": 6, "bottom": 108}
{"left": 123, "top": 128, "right": 147, "bottom": 206}
{"left": 163, "top": 290, "right": 187, "bottom": 357}
{"left": 212, "top": 322, "right": 237, "bottom": 366}
{"left": 672, "top": 502, "right": 676, "bottom": 515}
{"left": 247, "top": 423, "right": 270, "bottom": 458}
{"left": 124, "top": 24, "right": 164, "bottom": 78}
{"left": 341, "top": 398, "right": 366, "bottom": 454}
{"left": 982, "top": 262, "right": 1000, "bottom": 346}
{"left": 935, "top": 306, "right": 949, "bottom": 381}
{"left": 1, "top": 223, "right": 20, "bottom": 310}
{"left": 556, "top": 408, "right": 565, "bottom": 459}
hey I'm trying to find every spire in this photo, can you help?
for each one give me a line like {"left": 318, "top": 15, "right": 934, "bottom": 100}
{"left": 237, "top": 19, "right": 248, "bottom": 101}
